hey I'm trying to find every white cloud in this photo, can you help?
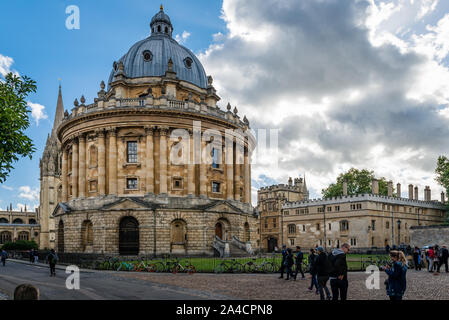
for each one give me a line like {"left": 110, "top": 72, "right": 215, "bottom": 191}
{"left": 1, "top": 185, "right": 14, "bottom": 191}
{"left": 0, "top": 54, "right": 14, "bottom": 76}
{"left": 27, "top": 101, "right": 48, "bottom": 126}
{"left": 175, "top": 30, "right": 191, "bottom": 44}
{"left": 18, "top": 186, "right": 39, "bottom": 202}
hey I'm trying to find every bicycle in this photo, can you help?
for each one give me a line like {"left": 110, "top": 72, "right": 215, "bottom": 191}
{"left": 214, "top": 259, "right": 243, "bottom": 273}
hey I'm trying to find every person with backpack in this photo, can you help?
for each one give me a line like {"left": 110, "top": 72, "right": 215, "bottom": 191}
{"left": 46, "top": 249, "right": 58, "bottom": 277}
{"left": 437, "top": 245, "right": 448, "bottom": 273}
{"left": 293, "top": 246, "right": 305, "bottom": 280}
{"left": 1, "top": 249, "right": 8, "bottom": 267}
{"left": 384, "top": 250, "right": 408, "bottom": 300}
{"left": 413, "top": 247, "right": 421, "bottom": 271}
{"left": 315, "top": 246, "right": 332, "bottom": 300}
{"left": 279, "top": 245, "right": 288, "bottom": 279}
{"left": 329, "top": 243, "right": 350, "bottom": 300}
{"left": 307, "top": 248, "right": 319, "bottom": 294}
{"left": 285, "top": 248, "right": 294, "bottom": 280}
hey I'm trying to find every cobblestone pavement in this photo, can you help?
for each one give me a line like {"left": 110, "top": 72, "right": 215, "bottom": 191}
{"left": 115, "top": 269, "right": 449, "bottom": 300}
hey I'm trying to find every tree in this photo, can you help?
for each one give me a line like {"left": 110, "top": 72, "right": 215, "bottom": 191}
{"left": 322, "top": 168, "right": 390, "bottom": 198}
{"left": 0, "top": 72, "right": 37, "bottom": 183}
{"left": 435, "top": 156, "right": 449, "bottom": 224}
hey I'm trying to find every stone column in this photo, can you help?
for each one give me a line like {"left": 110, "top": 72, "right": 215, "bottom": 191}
{"left": 187, "top": 130, "right": 195, "bottom": 196}
{"left": 78, "top": 134, "right": 86, "bottom": 198}
{"left": 225, "top": 134, "right": 234, "bottom": 200}
{"left": 244, "top": 147, "right": 251, "bottom": 204}
{"left": 108, "top": 127, "right": 117, "bottom": 195}
{"left": 62, "top": 147, "right": 68, "bottom": 202}
{"left": 145, "top": 126, "right": 155, "bottom": 194}
{"left": 72, "top": 138, "right": 79, "bottom": 198}
{"left": 159, "top": 126, "right": 169, "bottom": 194}
{"left": 408, "top": 184, "right": 414, "bottom": 200}
{"left": 97, "top": 129, "right": 106, "bottom": 196}
{"left": 199, "top": 139, "right": 207, "bottom": 197}
{"left": 441, "top": 192, "right": 446, "bottom": 204}
{"left": 234, "top": 141, "right": 242, "bottom": 201}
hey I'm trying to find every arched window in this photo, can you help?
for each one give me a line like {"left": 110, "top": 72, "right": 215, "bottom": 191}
{"left": 119, "top": 216, "right": 139, "bottom": 255}
{"left": 57, "top": 185, "right": 62, "bottom": 203}
{"left": 288, "top": 224, "right": 296, "bottom": 234}
{"left": 58, "top": 220, "right": 65, "bottom": 253}
{"left": 0, "top": 231, "right": 12, "bottom": 244}
{"left": 157, "top": 25, "right": 161, "bottom": 32}
{"left": 171, "top": 219, "right": 186, "bottom": 244}
{"left": 81, "top": 220, "right": 94, "bottom": 250}
{"left": 29, "top": 219, "right": 37, "bottom": 224}
{"left": 13, "top": 218, "right": 24, "bottom": 224}
{"left": 165, "top": 26, "right": 168, "bottom": 33}
{"left": 0, "top": 218, "right": 8, "bottom": 224}
{"left": 244, "top": 222, "right": 250, "bottom": 242}
{"left": 89, "top": 145, "right": 98, "bottom": 167}
{"left": 18, "top": 231, "right": 29, "bottom": 241}
{"left": 68, "top": 152, "right": 72, "bottom": 172}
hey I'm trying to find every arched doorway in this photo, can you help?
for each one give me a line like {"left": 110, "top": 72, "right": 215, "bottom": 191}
{"left": 171, "top": 219, "right": 187, "bottom": 254}
{"left": 57, "top": 220, "right": 64, "bottom": 253}
{"left": 81, "top": 220, "right": 94, "bottom": 252}
{"left": 215, "top": 222, "right": 223, "bottom": 240}
{"left": 267, "top": 237, "right": 278, "bottom": 252}
{"left": 0, "top": 231, "right": 12, "bottom": 244}
{"left": 119, "top": 216, "right": 139, "bottom": 255}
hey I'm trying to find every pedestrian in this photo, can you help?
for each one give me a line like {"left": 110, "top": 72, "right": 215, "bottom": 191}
{"left": 385, "top": 244, "right": 390, "bottom": 253}
{"left": 1, "top": 249, "right": 8, "bottom": 266}
{"left": 427, "top": 246, "right": 434, "bottom": 272}
{"left": 46, "top": 249, "right": 58, "bottom": 277}
{"left": 437, "top": 245, "right": 448, "bottom": 273}
{"left": 433, "top": 245, "right": 440, "bottom": 272}
{"left": 413, "top": 247, "right": 421, "bottom": 271}
{"left": 329, "top": 243, "right": 350, "bottom": 301}
{"left": 29, "top": 249, "right": 34, "bottom": 263}
{"left": 384, "top": 250, "right": 408, "bottom": 301}
{"left": 14, "top": 284, "right": 40, "bottom": 300}
{"left": 285, "top": 248, "right": 294, "bottom": 280}
{"left": 307, "top": 248, "right": 319, "bottom": 294}
{"left": 293, "top": 246, "right": 305, "bottom": 280}
{"left": 33, "top": 250, "right": 39, "bottom": 263}
{"left": 315, "top": 246, "right": 332, "bottom": 300}
{"left": 279, "top": 245, "right": 288, "bottom": 279}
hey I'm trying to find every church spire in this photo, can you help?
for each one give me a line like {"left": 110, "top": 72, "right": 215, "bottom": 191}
{"left": 52, "top": 84, "right": 65, "bottom": 136}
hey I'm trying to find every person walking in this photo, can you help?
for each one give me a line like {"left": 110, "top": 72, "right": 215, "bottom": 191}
{"left": 1, "top": 249, "right": 8, "bottom": 267}
{"left": 46, "top": 249, "right": 58, "bottom": 277}
{"left": 427, "top": 247, "right": 434, "bottom": 272}
{"left": 384, "top": 250, "right": 408, "bottom": 301}
{"left": 329, "top": 243, "right": 350, "bottom": 301}
{"left": 307, "top": 248, "right": 319, "bottom": 294}
{"left": 29, "top": 249, "right": 34, "bottom": 263}
{"left": 433, "top": 245, "right": 440, "bottom": 272}
{"left": 285, "top": 248, "right": 294, "bottom": 280}
{"left": 315, "top": 246, "right": 332, "bottom": 300}
{"left": 413, "top": 247, "right": 421, "bottom": 271}
{"left": 293, "top": 246, "right": 305, "bottom": 280}
{"left": 33, "top": 250, "right": 39, "bottom": 264}
{"left": 279, "top": 245, "right": 288, "bottom": 279}
{"left": 437, "top": 245, "right": 448, "bottom": 273}
{"left": 385, "top": 244, "right": 390, "bottom": 253}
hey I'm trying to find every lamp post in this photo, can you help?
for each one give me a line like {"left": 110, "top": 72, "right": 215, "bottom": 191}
{"left": 323, "top": 205, "right": 327, "bottom": 251}
{"left": 397, "top": 220, "right": 401, "bottom": 247}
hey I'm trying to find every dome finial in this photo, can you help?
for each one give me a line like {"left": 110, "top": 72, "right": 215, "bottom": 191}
{"left": 160, "top": 4, "right": 164, "bottom": 11}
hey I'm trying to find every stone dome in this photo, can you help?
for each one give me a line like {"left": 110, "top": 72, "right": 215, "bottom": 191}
{"left": 108, "top": 7, "right": 208, "bottom": 89}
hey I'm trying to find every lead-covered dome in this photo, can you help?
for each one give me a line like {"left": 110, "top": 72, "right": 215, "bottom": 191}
{"left": 108, "top": 6, "right": 208, "bottom": 89}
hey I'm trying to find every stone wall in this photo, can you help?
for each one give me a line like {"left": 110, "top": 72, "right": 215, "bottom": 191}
{"left": 410, "top": 225, "right": 449, "bottom": 247}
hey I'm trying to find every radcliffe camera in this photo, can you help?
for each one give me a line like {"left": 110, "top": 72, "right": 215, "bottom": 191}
{"left": 0, "top": 0, "right": 449, "bottom": 314}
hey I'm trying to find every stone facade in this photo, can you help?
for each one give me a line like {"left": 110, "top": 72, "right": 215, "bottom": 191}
{"left": 0, "top": 206, "right": 40, "bottom": 246}
{"left": 410, "top": 225, "right": 449, "bottom": 248}
{"left": 41, "top": 7, "right": 258, "bottom": 256}
{"left": 281, "top": 192, "right": 447, "bottom": 250}
{"left": 257, "top": 176, "right": 309, "bottom": 252}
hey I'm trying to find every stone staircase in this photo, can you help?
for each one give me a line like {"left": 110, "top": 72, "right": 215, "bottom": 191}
{"left": 213, "top": 235, "right": 254, "bottom": 257}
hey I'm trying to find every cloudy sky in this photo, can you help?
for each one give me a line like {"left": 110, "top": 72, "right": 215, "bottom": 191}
{"left": 1, "top": 0, "right": 449, "bottom": 209}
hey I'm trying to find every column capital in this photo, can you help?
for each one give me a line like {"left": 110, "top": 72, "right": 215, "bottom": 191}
{"left": 159, "top": 126, "right": 170, "bottom": 136}
{"left": 106, "top": 126, "right": 117, "bottom": 137}
{"left": 95, "top": 128, "right": 105, "bottom": 138}
{"left": 78, "top": 132, "right": 86, "bottom": 142}
{"left": 144, "top": 125, "right": 156, "bottom": 135}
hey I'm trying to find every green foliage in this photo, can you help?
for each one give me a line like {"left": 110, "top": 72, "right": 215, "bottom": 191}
{"left": 322, "top": 168, "right": 391, "bottom": 199}
{"left": 0, "top": 72, "right": 37, "bottom": 183}
{"left": 1, "top": 240, "right": 38, "bottom": 251}
{"left": 435, "top": 156, "right": 449, "bottom": 224}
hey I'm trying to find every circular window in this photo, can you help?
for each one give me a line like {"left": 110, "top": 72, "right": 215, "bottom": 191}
{"left": 142, "top": 50, "right": 152, "bottom": 62}
{"left": 184, "top": 57, "right": 193, "bottom": 69}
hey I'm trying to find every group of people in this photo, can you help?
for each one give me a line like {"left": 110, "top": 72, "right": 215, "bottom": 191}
{"left": 0, "top": 248, "right": 59, "bottom": 276}
{"left": 278, "top": 243, "right": 410, "bottom": 301}
{"left": 412, "top": 245, "right": 449, "bottom": 273}
{"left": 279, "top": 243, "right": 350, "bottom": 300}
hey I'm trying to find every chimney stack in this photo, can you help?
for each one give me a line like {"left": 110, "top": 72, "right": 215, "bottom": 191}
{"left": 397, "top": 183, "right": 401, "bottom": 198}
{"left": 288, "top": 177, "right": 292, "bottom": 186}
{"left": 414, "top": 186, "right": 419, "bottom": 201}
{"left": 442, "top": 192, "right": 446, "bottom": 204}
{"left": 408, "top": 184, "right": 414, "bottom": 200}
{"left": 388, "top": 181, "right": 393, "bottom": 197}
{"left": 423, "top": 186, "right": 430, "bottom": 201}
{"left": 372, "top": 179, "right": 379, "bottom": 195}
{"left": 343, "top": 181, "right": 348, "bottom": 196}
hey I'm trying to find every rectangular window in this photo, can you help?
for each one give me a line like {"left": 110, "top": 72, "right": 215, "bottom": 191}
{"left": 371, "top": 220, "right": 376, "bottom": 231}
{"left": 317, "top": 207, "right": 324, "bottom": 213}
{"left": 328, "top": 223, "right": 331, "bottom": 231}
{"left": 127, "top": 141, "right": 138, "bottom": 163}
{"left": 356, "top": 203, "right": 362, "bottom": 210}
{"left": 335, "top": 206, "right": 340, "bottom": 212}
{"left": 212, "top": 181, "right": 221, "bottom": 193}
{"left": 386, "top": 221, "right": 390, "bottom": 229}
{"left": 327, "top": 207, "right": 332, "bottom": 212}
{"left": 316, "top": 223, "right": 320, "bottom": 231}
{"left": 127, "top": 178, "right": 138, "bottom": 190}
{"left": 212, "top": 148, "right": 220, "bottom": 169}
{"left": 290, "top": 238, "right": 295, "bottom": 246}
{"left": 89, "top": 180, "right": 97, "bottom": 192}
{"left": 302, "top": 225, "right": 306, "bottom": 232}
{"left": 173, "top": 178, "right": 183, "bottom": 190}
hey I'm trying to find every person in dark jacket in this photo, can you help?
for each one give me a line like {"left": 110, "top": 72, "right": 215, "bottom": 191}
{"left": 1, "top": 249, "right": 8, "bottom": 266}
{"left": 279, "top": 245, "right": 288, "bottom": 279}
{"left": 293, "top": 246, "right": 305, "bottom": 280}
{"left": 285, "top": 248, "right": 294, "bottom": 280}
{"left": 315, "top": 246, "right": 332, "bottom": 300}
{"left": 329, "top": 243, "right": 350, "bottom": 300}
{"left": 46, "top": 249, "right": 58, "bottom": 277}
{"left": 413, "top": 247, "right": 421, "bottom": 271}
{"left": 307, "top": 248, "right": 319, "bottom": 294}
{"left": 385, "top": 250, "right": 407, "bottom": 300}
{"left": 437, "top": 245, "right": 448, "bottom": 273}
{"left": 29, "top": 249, "right": 34, "bottom": 263}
